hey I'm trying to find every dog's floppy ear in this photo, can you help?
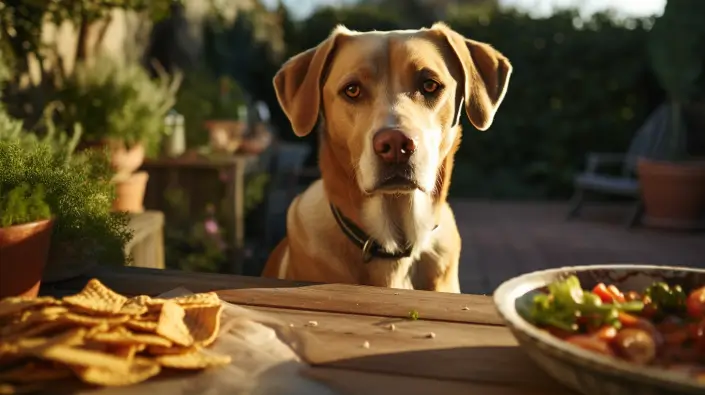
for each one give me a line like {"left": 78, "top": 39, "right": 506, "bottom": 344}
{"left": 273, "top": 26, "right": 347, "bottom": 137}
{"left": 432, "top": 23, "right": 512, "bottom": 131}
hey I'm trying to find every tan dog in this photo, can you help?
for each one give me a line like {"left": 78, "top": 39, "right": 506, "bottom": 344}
{"left": 262, "top": 23, "right": 511, "bottom": 293}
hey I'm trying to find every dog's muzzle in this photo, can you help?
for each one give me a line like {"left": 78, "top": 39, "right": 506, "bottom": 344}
{"left": 371, "top": 128, "right": 423, "bottom": 193}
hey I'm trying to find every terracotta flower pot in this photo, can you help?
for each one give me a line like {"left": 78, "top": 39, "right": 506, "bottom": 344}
{"left": 78, "top": 140, "right": 145, "bottom": 177}
{"left": 110, "top": 142, "right": 145, "bottom": 176}
{"left": 112, "top": 171, "right": 149, "bottom": 213}
{"left": 0, "top": 219, "right": 54, "bottom": 298}
{"left": 637, "top": 158, "right": 705, "bottom": 229}
{"left": 205, "top": 120, "right": 245, "bottom": 154}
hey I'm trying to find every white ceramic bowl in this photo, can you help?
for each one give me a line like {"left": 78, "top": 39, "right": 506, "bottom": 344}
{"left": 493, "top": 264, "right": 705, "bottom": 395}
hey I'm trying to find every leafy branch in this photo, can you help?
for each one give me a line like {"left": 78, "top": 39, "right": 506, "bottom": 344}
{"left": 0, "top": 183, "right": 52, "bottom": 228}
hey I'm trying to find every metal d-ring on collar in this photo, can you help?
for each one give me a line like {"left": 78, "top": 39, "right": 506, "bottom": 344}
{"left": 329, "top": 204, "right": 438, "bottom": 263}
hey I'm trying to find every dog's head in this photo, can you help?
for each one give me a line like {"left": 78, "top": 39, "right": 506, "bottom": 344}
{"left": 273, "top": 23, "right": 511, "bottom": 196}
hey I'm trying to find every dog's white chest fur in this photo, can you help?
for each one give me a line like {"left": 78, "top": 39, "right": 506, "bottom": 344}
{"left": 280, "top": 180, "right": 441, "bottom": 290}
{"left": 361, "top": 191, "right": 436, "bottom": 259}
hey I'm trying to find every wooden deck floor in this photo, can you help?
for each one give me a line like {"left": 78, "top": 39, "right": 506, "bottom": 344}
{"left": 452, "top": 200, "right": 705, "bottom": 295}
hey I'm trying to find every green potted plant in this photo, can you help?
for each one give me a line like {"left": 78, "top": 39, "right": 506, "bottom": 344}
{"left": 638, "top": 0, "right": 705, "bottom": 229}
{"left": 0, "top": 110, "right": 132, "bottom": 283}
{"left": 205, "top": 76, "right": 248, "bottom": 154}
{"left": 0, "top": 183, "right": 53, "bottom": 298}
{"left": 56, "top": 56, "right": 181, "bottom": 212}
{"left": 174, "top": 70, "right": 247, "bottom": 153}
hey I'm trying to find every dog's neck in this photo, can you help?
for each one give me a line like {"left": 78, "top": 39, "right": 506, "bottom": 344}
{"left": 319, "top": 130, "right": 457, "bottom": 256}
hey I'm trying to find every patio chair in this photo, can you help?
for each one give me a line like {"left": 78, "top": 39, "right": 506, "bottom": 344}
{"left": 567, "top": 103, "right": 670, "bottom": 227}
{"left": 256, "top": 141, "right": 312, "bottom": 265}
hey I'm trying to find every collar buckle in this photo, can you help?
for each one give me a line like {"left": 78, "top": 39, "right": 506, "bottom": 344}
{"left": 361, "top": 238, "right": 375, "bottom": 263}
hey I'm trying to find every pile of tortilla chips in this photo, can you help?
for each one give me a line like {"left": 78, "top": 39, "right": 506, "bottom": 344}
{"left": 0, "top": 279, "right": 231, "bottom": 394}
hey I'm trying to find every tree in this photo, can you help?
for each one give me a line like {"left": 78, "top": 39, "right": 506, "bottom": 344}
{"left": 0, "top": 0, "right": 174, "bottom": 121}
{"left": 0, "top": 0, "right": 173, "bottom": 71}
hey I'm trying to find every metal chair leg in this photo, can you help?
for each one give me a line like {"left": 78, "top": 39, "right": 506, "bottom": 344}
{"left": 627, "top": 200, "right": 644, "bottom": 229}
{"left": 567, "top": 189, "right": 585, "bottom": 220}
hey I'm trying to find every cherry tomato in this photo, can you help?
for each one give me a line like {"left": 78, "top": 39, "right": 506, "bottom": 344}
{"left": 565, "top": 335, "right": 615, "bottom": 356}
{"left": 686, "top": 286, "right": 705, "bottom": 319}
{"left": 607, "top": 285, "right": 626, "bottom": 303}
{"left": 593, "top": 283, "right": 619, "bottom": 303}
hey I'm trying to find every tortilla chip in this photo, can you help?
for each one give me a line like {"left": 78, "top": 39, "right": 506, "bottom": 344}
{"left": 72, "top": 357, "right": 161, "bottom": 386}
{"left": 155, "top": 302, "right": 193, "bottom": 347}
{"left": 157, "top": 349, "right": 231, "bottom": 370}
{"left": 62, "top": 279, "right": 127, "bottom": 314}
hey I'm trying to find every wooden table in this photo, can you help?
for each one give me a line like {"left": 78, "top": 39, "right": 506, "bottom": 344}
{"left": 41, "top": 266, "right": 577, "bottom": 395}
{"left": 124, "top": 211, "right": 165, "bottom": 269}
{"left": 141, "top": 154, "right": 260, "bottom": 273}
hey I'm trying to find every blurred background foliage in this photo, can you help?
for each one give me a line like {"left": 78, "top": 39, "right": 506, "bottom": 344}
{"left": 275, "top": 4, "right": 664, "bottom": 199}
{"left": 0, "top": 0, "right": 671, "bottom": 200}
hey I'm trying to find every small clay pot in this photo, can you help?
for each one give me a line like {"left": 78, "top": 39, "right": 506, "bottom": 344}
{"left": 205, "top": 120, "right": 245, "bottom": 154}
{"left": 0, "top": 219, "right": 54, "bottom": 298}
{"left": 78, "top": 140, "right": 145, "bottom": 177}
{"left": 112, "top": 171, "right": 149, "bottom": 213}
{"left": 110, "top": 142, "right": 145, "bottom": 177}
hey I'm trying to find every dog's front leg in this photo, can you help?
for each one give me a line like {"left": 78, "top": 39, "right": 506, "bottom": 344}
{"left": 413, "top": 249, "right": 461, "bottom": 294}
{"left": 363, "top": 259, "right": 414, "bottom": 289}
{"left": 434, "top": 258, "right": 461, "bottom": 294}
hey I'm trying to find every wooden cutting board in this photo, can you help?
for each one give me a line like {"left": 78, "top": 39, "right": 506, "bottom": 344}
{"left": 251, "top": 306, "right": 572, "bottom": 394}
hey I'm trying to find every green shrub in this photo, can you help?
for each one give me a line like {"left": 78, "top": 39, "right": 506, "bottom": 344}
{"left": 56, "top": 56, "right": 181, "bottom": 151}
{"left": 0, "top": 183, "right": 51, "bottom": 228}
{"left": 0, "top": 113, "right": 132, "bottom": 266}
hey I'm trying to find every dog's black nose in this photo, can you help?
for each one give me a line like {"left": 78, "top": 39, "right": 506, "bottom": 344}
{"left": 373, "top": 129, "right": 416, "bottom": 164}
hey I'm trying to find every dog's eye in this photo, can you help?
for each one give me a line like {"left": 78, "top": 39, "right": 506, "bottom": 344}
{"left": 343, "top": 84, "right": 361, "bottom": 99}
{"left": 421, "top": 79, "right": 441, "bottom": 94}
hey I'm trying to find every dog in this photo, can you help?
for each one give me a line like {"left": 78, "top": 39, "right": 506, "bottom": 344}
{"left": 262, "top": 23, "right": 511, "bottom": 293}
